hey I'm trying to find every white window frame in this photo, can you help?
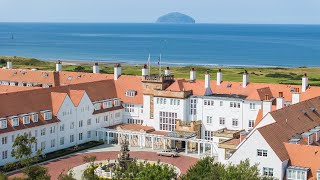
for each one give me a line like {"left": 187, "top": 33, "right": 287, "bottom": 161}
{"left": 0, "top": 119, "right": 7, "bottom": 129}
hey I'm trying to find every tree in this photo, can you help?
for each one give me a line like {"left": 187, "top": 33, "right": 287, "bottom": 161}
{"left": 73, "top": 66, "right": 85, "bottom": 72}
{"left": 181, "top": 157, "right": 275, "bottom": 180}
{"left": 57, "top": 169, "right": 76, "bottom": 180}
{"left": 9, "top": 134, "right": 50, "bottom": 180}
{"left": 0, "top": 172, "right": 8, "bottom": 180}
{"left": 82, "top": 155, "right": 99, "bottom": 180}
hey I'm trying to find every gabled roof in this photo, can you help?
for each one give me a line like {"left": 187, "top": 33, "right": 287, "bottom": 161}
{"left": 68, "top": 90, "right": 85, "bottom": 107}
{"left": 51, "top": 92, "right": 67, "bottom": 115}
{"left": 258, "top": 96, "right": 320, "bottom": 161}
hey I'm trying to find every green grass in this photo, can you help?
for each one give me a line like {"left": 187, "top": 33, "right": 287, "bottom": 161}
{"left": 2, "top": 56, "right": 320, "bottom": 86}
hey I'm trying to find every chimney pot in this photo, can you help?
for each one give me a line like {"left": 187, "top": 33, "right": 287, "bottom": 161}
{"left": 93, "top": 63, "right": 100, "bottom": 74}
{"left": 56, "top": 61, "right": 62, "bottom": 72}
{"left": 279, "top": 92, "right": 283, "bottom": 98}
{"left": 190, "top": 68, "right": 196, "bottom": 81}
{"left": 264, "top": 94, "right": 270, "bottom": 101}
{"left": 114, "top": 64, "right": 122, "bottom": 80}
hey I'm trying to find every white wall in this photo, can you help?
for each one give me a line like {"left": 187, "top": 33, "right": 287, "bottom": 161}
{"left": 228, "top": 130, "right": 284, "bottom": 179}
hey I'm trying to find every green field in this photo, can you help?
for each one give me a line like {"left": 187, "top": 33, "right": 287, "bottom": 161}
{"left": 1, "top": 56, "right": 320, "bottom": 86}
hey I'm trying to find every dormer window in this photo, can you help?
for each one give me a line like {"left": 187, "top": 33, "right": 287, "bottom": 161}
{"left": 103, "top": 101, "right": 113, "bottom": 109}
{"left": 30, "top": 113, "right": 38, "bottom": 123}
{"left": 41, "top": 110, "right": 52, "bottom": 120}
{"left": 21, "top": 115, "right": 30, "bottom": 125}
{"left": 114, "top": 100, "right": 121, "bottom": 107}
{"left": 0, "top": 119, "right": 7, "bottom": 129}
{"left": 11, "top": 117, "right": 19, "bottom": 127}
{"left": 94, "top": 103, "right": 101, "bottom": 111}
{"left": 126, "top": 90, "right": 136, "bottom": 97}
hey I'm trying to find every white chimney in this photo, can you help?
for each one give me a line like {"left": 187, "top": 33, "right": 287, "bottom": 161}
{"left": 242, "top": 70, "right": 249, "bottom": 88}
{"left": 204, "top": 71, "right": 213, "bottom": 95}
{"left": 7, "top": 61, "right": 12, "bottom": 69}
{"left": 217, "top": 69, "right": 222, "bottom": 85}
{"left": 93, "top": 63, "right": 100, "bottom": 74}
{"left": 276, "top": 92, "right": 284, "bottom": 110}
{"left": 114, "top": 64, "right": 122, "bottom": 80}
{"left": 292, "top": 88, "right": 300, "bottom": 104}
{"left": 56, "top": 60, "right": 62, "bottom": 72}
{"left": 165, "top": 66, "right": 171, "bottom": 76}
{"left": 190, "top": 68, "right": 196, "bottom": 82}
{"left": 262, "top": 95, "right": 272, "bottom": 117}
{"left": 302, "top": 73, "right": 308, "bottom": 92}
{"left": 142, "top": 64, "right": 149, "bottom": 76}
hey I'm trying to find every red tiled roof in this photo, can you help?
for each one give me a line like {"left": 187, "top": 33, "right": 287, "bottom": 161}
{"left": 258, "top": 96, "right": 320, "bottom": 161}
{"left": 68, "top": 90, "right": 85, "bottom": 107}
{"left": 284, "top": 143, "right": 320, "bottom": 180}
{"left": 166, "top": 79, "right": 320, "bottom": 101}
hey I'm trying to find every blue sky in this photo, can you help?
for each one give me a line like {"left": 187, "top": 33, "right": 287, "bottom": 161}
{"left": 1, "top": 0, "right": 320, "bottom": 24}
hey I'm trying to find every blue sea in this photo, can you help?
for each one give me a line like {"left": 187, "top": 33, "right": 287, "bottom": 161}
{"left": 1, "top": 23, "right": 320, "bottom": 67}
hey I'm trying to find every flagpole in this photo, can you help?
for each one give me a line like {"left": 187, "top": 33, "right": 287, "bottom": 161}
{"left": 148, "top": 53, "right": 151, "bottom": 75}
{"left": 159, "top": 53, "right": 162, "bottom": 76}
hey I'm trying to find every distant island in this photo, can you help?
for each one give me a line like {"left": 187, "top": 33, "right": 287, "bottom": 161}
{"left": 156, "top": 12, "right": 195, "bottom": 24}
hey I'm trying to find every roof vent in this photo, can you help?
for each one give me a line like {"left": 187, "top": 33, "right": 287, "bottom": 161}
{"left": 43, "top": 73, "right": 49, "bottom": 77}
{"left": 77, "top": 75, "right": 81, "bottom": 78}
{"left": 227, "top": 83, "right": 232, "bottom": 88}
{"left": 290, "top": 88, "right": 295, "bottom": 92}
{"left": 22, "top": 72, "right": 26, "bottom": 75}
{"left": 67, "top": 76, "right": 72, "bottom": 81}
{"left": 301, "top": 110, "right": 307, "bottom": 115}
{"left": 13, "top": 71, "right": 17, "bottom": 75}
{"left": 310, "top": 107, "right": 317, "bottom": 112}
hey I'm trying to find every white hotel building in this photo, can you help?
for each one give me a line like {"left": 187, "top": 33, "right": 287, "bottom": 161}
{"left": 0, "top": 61, "right": 320, "bottom": 179}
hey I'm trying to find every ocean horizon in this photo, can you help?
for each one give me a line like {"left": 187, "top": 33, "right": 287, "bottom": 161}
{"left": 1, "top": 22, "right": 320, "bottom": 67}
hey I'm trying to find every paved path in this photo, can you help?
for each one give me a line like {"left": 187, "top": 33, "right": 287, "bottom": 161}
{"left": 9, "top": 148, "right": 198, "bottom": 180}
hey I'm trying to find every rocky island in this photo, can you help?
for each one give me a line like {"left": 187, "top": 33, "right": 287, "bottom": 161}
{"left": 156, "top": 12, "right": 195, "bottom": 24}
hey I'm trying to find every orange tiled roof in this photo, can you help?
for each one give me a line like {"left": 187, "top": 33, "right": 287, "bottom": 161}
{"left": 115, "top": 75, "right": 143, "bottom": 104}
{"left": 284, "top": 143, "right": 320, "bottom": 180}
{"left": 116, "top": 124, "right": 155, "bottom": 132}
{"left": 0, "top": 85, "right": 40, "bottom": 93}
{"left": 0, "top": 69, "right": 57, "bottom": 85}
{"left": 166, "top": 79, "right": 320, "bottom": 101}
{"left": 258, "top": 96, "right": 320, "bottom": 161}
{"left": 51, "top": 92, "right": 67, "bottom": 115}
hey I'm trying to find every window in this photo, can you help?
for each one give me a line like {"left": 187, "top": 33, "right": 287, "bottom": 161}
{"left": 250, "top": 103, "right": 256, "bottom": 110}
{"left": 219, "top": 117, "right": 225, "bottom": 125}
{"left": 2, "top": 150, "right": 8, "bottom": 160}
{"left": 115, "top": 112, "right": 121, "bottom": 118}
{"left": 206, "top": 116, "right": 213, "bottom": 124}
{"left": 114, "top": 100, "right": 120, "bottom": 107}
{"left": 41, "top": 141, "right": 46, "bottom": 150}
{"left": 128, "top": 119, "right": 143, "bottom": 125}
{"left": 94, "top": 103, "right": 101, "bottom": 111}
{"left": 124, "top": 104, "right": 134, "bottom": 113}
{"left": 2, "top": 137, "right": 7, "bottom": 145}
{"left": 87, "top": 119, "right": 91, "bottom": 125}
{"left": 257, "top": 149, "right": 268, "bottom": 157}
{"left": 157, "top": 98, "right": 167, "bottom": 105}
{"left": 204, "top": 131, "right": 214, "bottom": 141}
{"left": 79, "top": 120, "right": 83, "bottom": 127}
{"left": 232, "top": 119, "right": 238, "bottom": 127}
{"left": 170, "top": 99, "right": 180, "bottom": 106}
{"left": 220, "top": 101, "right": 223, "bottom": 106}
{"left": 50, "top": 126, "right": 55, "bottom": 134}
{"left": 23, "top": 116, "right": 30, "bottom": 124}
{"left": 44, "top": 111, "right": 52, "bottom": 120}
{"left": 287, "top": 167, "right": 308, "bottom": 180}
{"left": 104, "top": 115, "right": 108, "bottom": 121}
{"left": 70, "top": 122, "right": 74, "bottom": 129}
{"left": 34, "top": 130, "right": 38, "bottom": 137}
{"left": 190, "top": 99, "right": 197, "bottom": 115}
{"left": 79, "top": 133, "right": 83, "bottom": 141}
{"left": 103, "top": 101, "right": 113, "bottom": 109}
{"left": 230, "top": 102, "right": 240, "bottom": 108}
{"left": 70, "top": 135, "right": 74, "bottom": 143}
{"left": 249, "top": 120, "right": 255, "bottom": 128}
{"left": 60, "top": 124, "right": 64, "bottom": 132}
{"left": 126, "top": 90, "right": 136, "bottom": 97}
{"left": 12, "top": 117, "right": 19, "bottom": 127}
{"left": 159, "top": 112, "right": 177, "bottom": 131}
{"left": 41, "top": 128, "right": 46, "bottom": 136}
{"left": 11, "top": 135, "right": 15, "bottom": 142}
{"left": 96, "top": 117, "right": 100, "bottom": 123}
{"left": 87, "top": 131, "right": 91, "bottom": 138}
{"left": 204, "top": 100, "right": 214, "bottom": 106}
{"left": 50, "top": 139, "right": 55, "bottom": 148}
{"left": 263, "top": 167, "right": 273, "bottom": 177}
{"left": 60, "top": 137, "right": 64, "bottom": 145}
{"left": 0, "top": 120, "right": 7, "bottom": 129}
{"left": 31, "top": 114, "right": 38, "bottom": 122}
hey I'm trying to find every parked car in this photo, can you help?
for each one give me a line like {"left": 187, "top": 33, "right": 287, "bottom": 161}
{"left": 157, "top": 149, "right": 179, "bottom": 157}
